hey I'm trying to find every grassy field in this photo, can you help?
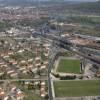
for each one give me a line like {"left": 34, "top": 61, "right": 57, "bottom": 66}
{"left": 57, "top": 59, "right": 80, "bottom": 73}
{"left": 54, "top": 80, "right": 100, "bottom": 97}
{"left": 24, "top": 90, "right": 41, "bottom": 100}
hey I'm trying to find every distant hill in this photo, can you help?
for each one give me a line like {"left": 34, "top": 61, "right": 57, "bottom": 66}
{"left": 0, "top": 0, "right": 83, "bottom": 6}
{"left": 55, "top": 1, "right": 100, "bottom": 14}
{"left": 0, "top": 0, "right": 38, "bottom": 6}
{"left": 73, "top": 1, "right": 100, "bottom": 11}
{"left": 0, "top": 0, "right": 99, "bottom": 13}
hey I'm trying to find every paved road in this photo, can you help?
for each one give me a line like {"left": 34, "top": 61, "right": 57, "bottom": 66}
{"left": 0, "top": 78, "right": 48, "bottom": 82}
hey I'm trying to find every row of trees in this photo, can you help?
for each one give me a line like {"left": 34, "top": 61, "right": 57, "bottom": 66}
{"left": 66, "top": 16, "right": 100, "bottom": 25}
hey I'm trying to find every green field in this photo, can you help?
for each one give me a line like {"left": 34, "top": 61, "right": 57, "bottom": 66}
{"left": 54, "top": 80, "right": 100, "bottom": 97}
{"left": 57, "top": 59, "right": 80, "bottom": 73}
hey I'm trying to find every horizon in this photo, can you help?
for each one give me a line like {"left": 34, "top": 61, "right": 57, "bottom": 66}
{"left": 0, "top": 0, "right": 98, "bottom": 1}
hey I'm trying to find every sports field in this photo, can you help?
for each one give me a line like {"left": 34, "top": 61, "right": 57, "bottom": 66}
{"left": 57, "top": 59, "right": 80, "bottom": 73}
{"left": 54, "top": 80, "right": 100, "bottom": 97}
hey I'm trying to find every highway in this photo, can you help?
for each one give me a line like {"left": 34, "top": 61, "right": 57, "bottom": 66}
{"left": 47, "top": 50, "right": 58, "bottom": 100}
